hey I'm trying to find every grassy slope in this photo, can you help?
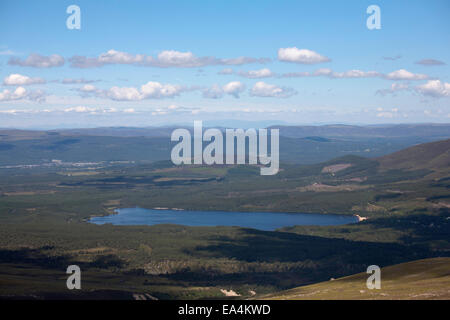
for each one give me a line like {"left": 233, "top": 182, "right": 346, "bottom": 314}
{"left": 261, "top": 257, "right": 450, "bottom": 300}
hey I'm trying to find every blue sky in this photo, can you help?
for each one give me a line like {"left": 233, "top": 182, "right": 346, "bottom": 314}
{"left": 0, "top": 0, "right": 449, "bottom": 128}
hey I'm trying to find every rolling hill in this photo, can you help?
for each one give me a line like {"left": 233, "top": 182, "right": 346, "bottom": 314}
{"left": 378, "top": 138, "right": 450, "bottom": 171}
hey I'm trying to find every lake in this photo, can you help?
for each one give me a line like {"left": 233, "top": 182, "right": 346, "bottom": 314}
{"left": 89, "top": 207, "right": 358, "bottom": 231}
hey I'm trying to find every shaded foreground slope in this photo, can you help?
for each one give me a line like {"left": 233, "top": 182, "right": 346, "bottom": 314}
{"left": 261, "top": 257, "right": 450, "bottom": 300}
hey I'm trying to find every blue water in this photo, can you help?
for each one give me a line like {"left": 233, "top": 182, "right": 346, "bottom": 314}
{"left": 89, "top": 207, "right": 358, "bottom": 231}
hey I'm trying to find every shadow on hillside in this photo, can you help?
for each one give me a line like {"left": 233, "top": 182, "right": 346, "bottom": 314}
{"left": 361, "top": 209, "right": 450, "bottom": 247}
{"left": 171, "top": 227, "right": 439, "bottom": 288}
{"left": 189, "top": 228, "right": 434, "bottom": 264}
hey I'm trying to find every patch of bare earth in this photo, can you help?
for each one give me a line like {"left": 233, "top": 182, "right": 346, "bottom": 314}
{"left": 321, "top": 163, "right": 352, "bottom": 173}
{"left": 297, "top": 183, "right": 367, "bottom": 192}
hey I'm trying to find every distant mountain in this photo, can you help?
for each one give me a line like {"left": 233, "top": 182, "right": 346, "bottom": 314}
{"left": 261, "top": 257, "right": 450, "bottom": 300}
{"left": 55, "top": 127, "right": 177, "bottom": 138}
{"left": 270, "top": 124, "right": 450, "bottom": 139}
{"left": 0, "top": 125, "right": 449, "bottom": 166}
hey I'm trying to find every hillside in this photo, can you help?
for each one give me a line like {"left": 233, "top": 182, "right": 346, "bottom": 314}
{"left": 378, "top": 138, "right": 450, "bottom": 171}
{"left": 261, "top": 257, "right": 450, "bottom": 300}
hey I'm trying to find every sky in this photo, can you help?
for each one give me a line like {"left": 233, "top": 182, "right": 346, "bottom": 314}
{"left": 0, "top": 0, "right": 449, "bottom": 129}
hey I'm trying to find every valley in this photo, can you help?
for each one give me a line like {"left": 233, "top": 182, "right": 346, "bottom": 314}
{"left": 0, "top": 125, "right": 449, "bottom": 299}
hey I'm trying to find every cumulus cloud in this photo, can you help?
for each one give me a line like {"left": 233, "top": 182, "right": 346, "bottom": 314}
{"left": 203, "top": 84, "right": 224, "bottom": 99}
{"left": 0, "top": 86, "right": 45, "bottom": 102}
{"left": 64, "top": 106, "right": 99, "bottom": 113}
{"left": 249, "top": 81, "right": 296, "bottom": 98}
{"left": 79, "top": 84, "right": 98, "bottom": 92}
{"left": 203, "top": 81, "right": 245, "bottom": 99}
{"left": 69, "top": 49, "right": 270, "bottom": 68}
{"left": 376, "top": 83, "right": 410, "bottom": 96}
{"left": 69, "top": 50, "right": 143, "bottom": 68}
{"left": 139, "top": 81, "right": 183, "bottom": 99}
{"left": 8, "top": 53, "right": 64, "bottom": 68}
{"left": 106, "top": 87, "right": 142, "bottom": 101}
{"left": 415, "top": 59, "right": 446, "bottom": 66}
{"left": 332, "top": 70, "right": 380, "bottom": 78}
{"left": 76, "top": 84, "right": 103, "bottom": 97}
{"left": 384, "top": 69, "right": 428, "bottom": 81}
{"left": 238, "top": 68, "right": 274, "bottom": 79}
{"left": 281, "top": 68, "right": 429, "bottom": 81}
{"left": 77, "top": 82, "right": 185, "bottom": 101}
{"left": 278, "top": 47, "right": 330, "bottom": 64}
{"left": 416, "top": 80, "right": 450, "bottom": 98}
{"left": 0, "top": 109, "right": 52, "bottom": 114}
{"left": 222, "top": 81, "right": 246, "bottom": 98}
{"left": 3, "top": 74, "right": 45, "bottom": 86}
{"left": 281, "top": 68, "right": 380, "bottom": 79}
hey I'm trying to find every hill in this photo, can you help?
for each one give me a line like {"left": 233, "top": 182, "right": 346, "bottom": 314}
{"left": 261, "top": 257, "right": 450, "bottom": 300}
{"left": 378, "top": 139, "right": 450, "bottom": 171}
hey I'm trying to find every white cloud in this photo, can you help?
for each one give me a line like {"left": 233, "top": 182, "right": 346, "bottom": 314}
{"left": 384, "top": 69, "right": 428, "bottom": 80}
{"left": 281, "top": 68, "right": 380, "bottom": 79}
{"left": 64, "top": 106, "right": 97, "bottom": 113}
{"left": 222, "top": 81, "right": 246, "bottom": 98}
{"left": 416, "top": 80, "right": 450, "bottom": 97}
{"left": 80, "top": 84, "right": 98, "bottom": 92}
{"left": 203, "top": 81, "right": 246, "bottom": 99}
{"left": 249, "top": 81, "right": 297, "bottom": 98}
{"left": 76, "top": 81, "right": 184, "bottom": 101}
{"left": 203, "top": 84, "right": 224, "bottom": 99}
{"left": 278, "top": 47, "right": 330, "bottom": 64}
{"left": 0, "top": 86, "right": 45, "bottom": 102}
{"left": 106, "top": 87, "right": 142, "bottom": 101}
{"left": 376, "top": 82, "right": 410, "bottom": 96}
{"left": 156, "top": 50, "right": 200, "bottom": 67}
{"left": 69, "top": 49, "right": 270, "bottom": 68}
{"left": 8, "top": 53, "right": 64, "bottom": 68}
{"left": 281, "top": 68, "right": 430, "bottom": 83}
{"left": 70, "top": 50, "right": 144, "bottom": 68}
{"left": 3, "top": 74, "right": 45, "bottom": 86}
{"left": 64, "top": 106, "right": 118, "bottom": 113}
{"left": 140, "top": 82, "right": 183, "bottom": 99}
{"left": 313, "top": 68, "right": 333, "bottom": 76}
{"left": 331, "top": 70, "right": 380, "bottom": 78}
{"left": 238, "top": 68, "right": 274, "bottom": 79}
